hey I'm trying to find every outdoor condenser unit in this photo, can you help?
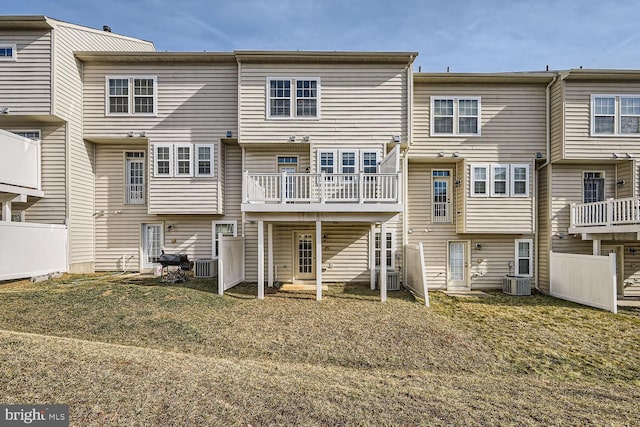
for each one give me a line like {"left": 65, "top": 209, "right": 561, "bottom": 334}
{"left": 194, "top": 259, "right": 217, "bottom": 278}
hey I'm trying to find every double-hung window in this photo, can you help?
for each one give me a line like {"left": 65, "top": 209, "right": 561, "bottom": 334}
{"left": 267, "top": 78, "right": 319, "bottom": 119}
{"left": 154, "top": 145, "right": 173, "bottom": 177}
{"left": 470, "top": 163, "right": 530, "bottom": 197}
{"left": 195, "top": 144, "right": 214, "bottom": 177}
{"left": 515, "top": 239, "right": 533, "bottom": 277}
{"left": 318, "top": 151, "right": 335, "bottom": 174}
{"left": 0, "top": 44, "right": 16, "bottom": 61}
{"left": 471, "top": 165, "right": 488, "bottom": 196}
{"left": 510, "top": 164, "right": 529, "bottom": 197}
{"left": 431, "top": 97, "right": 481, "bottom": 135}
{"left": 375, "top": 231, "right": 394, "bottom": 269}
{"left": 491, "top": 164, "right": 509, "bottom": 197}
{"left": 174, "top": 144, "right": 193, "bottom": 177}
{"left": 592, "top": 95, "right": 640, "bottom": 135}
{"left": 106, "top": 76, "right": 157, "bottom": 116}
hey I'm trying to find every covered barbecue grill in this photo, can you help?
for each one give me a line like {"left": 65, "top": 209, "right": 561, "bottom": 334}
{"left": 158, "top": 252, "right": 193, "bottom": 284}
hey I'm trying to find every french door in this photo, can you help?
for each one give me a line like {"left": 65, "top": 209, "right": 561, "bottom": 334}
{"left": 294, "top": 232, "right": 315, "bottom": 280}
{"left": 142, "top": 224, "right": 163, "bottom": 269}
{"left": 447, "top": 241, "right": 470, "bottom": 289}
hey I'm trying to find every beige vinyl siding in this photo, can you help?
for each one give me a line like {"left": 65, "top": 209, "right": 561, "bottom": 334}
{"left": 239, "top": 63, "right": 408, "bottom": 144}
{"left": 537, "top": 165, "right": 551, "bottom": 292}
{"left": 616, "top": 160, "right": 634, "bottom": 199}
{"left": 82, "top": 62, "right": 237, "bottom": 214}
{"left": 549, "top": 79, "right": 564, "bottom": 162}
{"left": 412, "top": 83, "right": 547, "bottom": 161}
{"left": 564, "top": 81, "right": 640, "bottom": 159}
{"left": 244, "top": 222, "right": 372, "bottom": 283}
{"left": 223, "top": 143, "right": 243, "bottom": 232}
{"left": 51, "top": 23, "right": 154, "bottom": 270}
{"left": 621, "top": 247, "right": 640, "bottom": 296}
{"left": 244, "top": 147, "right": 311, "bottom": 173}
{"left": 0, "top": 31, "right": 51, "bottom": 115}
{"left": 407, "top": 162, "right": 531, "bottom": 289}
{"left": 16, "top": 123, "right": 67, "bottom": 224}
{"left": 94, "top": 143, "right": 233, "bottom": 271}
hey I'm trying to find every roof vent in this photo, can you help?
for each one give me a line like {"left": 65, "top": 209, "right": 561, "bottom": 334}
{"left": 103, "top": 25, "right": 112, "bottom": 32}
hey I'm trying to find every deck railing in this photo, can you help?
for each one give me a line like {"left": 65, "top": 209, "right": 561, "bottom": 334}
{"left": 571, "top": 197, "right": 640, "bottom": 228}
{"left": 244, "top": 172, "right": 400, "bottom": 204}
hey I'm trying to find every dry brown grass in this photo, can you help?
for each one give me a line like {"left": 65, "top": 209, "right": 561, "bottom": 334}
{"left": 0, "top": 274, "right": 638, "bottom": 426}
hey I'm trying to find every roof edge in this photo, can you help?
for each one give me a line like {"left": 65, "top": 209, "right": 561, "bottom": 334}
{"left": 234, "top": 50, "right": 418, "bottom": 64}
{"left": 414, "top": 71, "right": 557, "bottom": 84}
{"left": 74, "top": 51, "right": 236, "bottom": 63}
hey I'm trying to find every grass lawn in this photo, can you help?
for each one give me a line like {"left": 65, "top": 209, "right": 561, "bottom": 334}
{"left": 0, "top": 274, "right": 638, "bottom": 426}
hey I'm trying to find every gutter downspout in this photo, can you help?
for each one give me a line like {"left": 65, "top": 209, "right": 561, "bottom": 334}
{"left": 402, "top": 58, "right": 414, "bottom": 286}
{"left": 534, "top": 73, "right": 559, "bottom": 291}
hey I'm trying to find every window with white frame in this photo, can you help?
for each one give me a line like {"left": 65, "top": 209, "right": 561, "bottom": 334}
{"left": 515, "top": 239, "right": 533, "bottom": 277}
{"left": 592, "top": 95, "right": 640, "bottom": 135}
{"left": 510, "top": 164, "right": 530, "bottom": 197}
{"left": 491, "top": 164, "right": 509, "bottom": 197}
{"left": 471, "top": 165, "right": 488, "bottom": 196}
{"left": 340, "top": 151, "right": 357, "bottom": 174}
{"left": 267, "top": 78, "right": 319, "bottom": 119}
{"left": 106, "top": 76, "right": 157, "bottom": 116}
{"left": 154, "top": 145, "right": 172, "bottom": 177}
{"left": 125, "top": 152, "right": 145, "bottom": 205}
{"left": 470, "top": 163, "right": 530, "bottom": 198}
{"left": 10, "top": 130, "right": 41, "bottom": 140}
{"left": 175, "top": 144, "right": 193, "bottom": 177}
{"left": 318, "top": 151, "right": 335, "bottom": 174}
{"left": 375, "top": 231, "right": 394, "bottom": 268}
{"left": 362, "top": 152, "right": 378, "bottom": 173}
{"left": 0, "top": 44, "right": 16, "bottom": 61}
{"left": 431, "top": 97, "right": 481, "bottom": 135}
{"left": 212, "top": 221, "right": 237, "bottom": 258}
{"left": 195, "top": 144, "right": 214, "bottom": 176}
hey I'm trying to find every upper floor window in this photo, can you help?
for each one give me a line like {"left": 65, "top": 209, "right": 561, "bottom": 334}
{"left": 0, "top": 44, "right": 16, "bottom": 61}
{"left": 267, "top": 78, "right": 320, "bottom": 119}
{"left": 583, "top": 171, "right": 605, "bottom": 203}
{"left": 470, "top": 163, "right": 530, "bottom": 197}
{"left": 592, "top": 95, "right": 640, "bottom": 135}
{"left": 153, "top": 143, "right": 214, "bottom": 178}
{"left": 106, "top": 76, "right": 157, "bottom": 116}
{"left": 195, "top": 144, "right": 214, "bottom": 177}
{"left": 431, "top": 96, "right": 481, "bottom": 136}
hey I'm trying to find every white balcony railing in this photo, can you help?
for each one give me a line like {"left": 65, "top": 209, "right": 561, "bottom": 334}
{"left": 244, "top": 172, "right": 400, "bottom": 205}
{"left": 571, "top": 197, "right": 640, "bottom": 228}
{"left": 0, "top": 129, "right": 41, "bottom": 192}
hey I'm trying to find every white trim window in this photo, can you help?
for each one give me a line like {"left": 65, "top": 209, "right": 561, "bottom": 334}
{"left": 591, "top": 94, "right": 640, "bottom": 135}
{"left": 106, "top": 76, "right": 157, "bottom": 116}
{"left": 490, "top": 164, "right": 509, "bottom": 197}
{"left": 0, "top": 44, "right": 16, "bottom": 61}
{"left": 515, "top": 239, "right": 533, "bottom": 277}
{"left": 154, "top": 145, "right": 173, "bottom": 177}
{"left": 510, "top": 164, "right": 530, "bottom": 197}
{"left": 174, "top": 144, "right": 193, "bottom": 177}
{"left": 195, "top": 144, "right": 214, "bottom": 177}
{"left": 339, "top": 151, "right": 358, "bottom": 174}
{"left": 361, "top": 151, "right": 379, "bottom": 173}
{"left": 212, "top": 221, "right": 237, "bottom": 258}
{"left": 375, "top": 231, "right": 395, "bottom": 269}
{"left": 267, "top": 78, "right": 320, "bottom": 119}
{"left": 318, "top": 150, "right": 336, "bottom": 174}
{"left": 471, "top": 164, "right": 488, "bottom": 196}
{"left": 431, "top": 96, "right": 481, "bottom": 136}
{"left": 125, "top": 152, "right": 145, "bottom": 205}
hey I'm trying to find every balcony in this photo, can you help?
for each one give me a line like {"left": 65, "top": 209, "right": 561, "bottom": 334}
{"left": 242, "top": 172, "right": 402, "bottom": 213}
{"left": 570, "top": 197, "right": 640, "bottom": 234}
{"left": 0, "top": 129, "right": 43, "bottom": 198}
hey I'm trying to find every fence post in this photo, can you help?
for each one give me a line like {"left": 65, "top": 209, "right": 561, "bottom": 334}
{"left": 320, "top": 172, "right": 325, "bottom": 204}
{"left": 607, "top": 198, "right": 614, "bottom": 226}
{"left": 281, "top": 171, "right": 287, "bottom": 204}
{"left": 358, "top": 172, "right": 364, "bottom": 203}
{"left": 570, "top": 203, "right": 576, "bottom": 227}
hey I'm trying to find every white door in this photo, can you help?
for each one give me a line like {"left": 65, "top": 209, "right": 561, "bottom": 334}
{"left": 142, "top": 224, "right": 163, "bottom": 269}
{"left": 448, "top": 241, "right": 469, "bottom": 289}
{"left": 126, "top": 157, "right": 145, "bottom": 204}
{"left": 294, "top": 232, "right": 315, "bottom": 280}
{"left": 432, "top": 171, "right": 451, "bottom": 223}
{"left": 601, "top": 245, "right": 624, "bottom": 296}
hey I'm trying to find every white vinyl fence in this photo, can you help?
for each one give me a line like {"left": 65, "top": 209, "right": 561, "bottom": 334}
{"left": 0, "top": 222, "right": 67, "bottom": 281}
{"left": 405, "top": 243, "right": 429, "bottom": 306}
{"left": 217, "top": 235, "right": 244, "bottom": 295}
{"left": 549, "top": 251, "right": 617, "bottom": 313}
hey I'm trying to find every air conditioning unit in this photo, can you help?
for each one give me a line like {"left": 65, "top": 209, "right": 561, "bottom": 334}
{"left": 502, "top": 275, "right": 531, "bottom": 296}
{"left": 376, "top": 268, "right": 401, "bottom": 291}
{"left": 194, "top": 259, "right": 217, "bottom": 278}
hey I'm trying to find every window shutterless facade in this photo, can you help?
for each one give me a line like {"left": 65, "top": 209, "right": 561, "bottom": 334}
{"left": 375, "top": 231, "right": 394, "bottom": 269}
{"left": 470, "top": 163, "right": 530, "bottom": 198}
{"left": 515, "top": 239, "right": 533, "bottom": 277}
{"left": 0, "top": 44, "right": 16, "bottom": 61}
{"left": 174, "top": 144, "right": 193, "bottom": 177}
{"left": 431, "top": 96, "right": 481, "bottom": 136}
{"left": 106, "top": 76, "right": 157, "bottom": 116}
{"left": 591, "top": 94, "right": 640, "bottom": 135}
{"left": 267, "top": 78, "right": 320, "bottom": 119}
{"left": 583, "top": 171, "right": 605, "bottom": 203}
{"left": 195, "top": 144, "right": 214, "bottom": 177}
{"left": 490, "top": 164, "right": 508, "bottom": 197}
{"left": 153, "top": 143, "right": 215, "bottom": 178}
{"left": 154, "top": 145, "right": 173, "bottom": 177}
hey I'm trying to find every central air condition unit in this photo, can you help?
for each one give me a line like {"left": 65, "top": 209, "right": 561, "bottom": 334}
{"left": 194, "top": 259, "right": 217, "bottom": 278}
{"left": 375, "top": 268, "right": 401, "bottom": 291}
{"left": 502, "top": 275, "right": 531, "bottom": 296}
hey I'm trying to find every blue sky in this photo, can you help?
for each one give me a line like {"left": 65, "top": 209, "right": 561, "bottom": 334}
{"left": 6, "top": 0, "right": 640, "bottom": 72}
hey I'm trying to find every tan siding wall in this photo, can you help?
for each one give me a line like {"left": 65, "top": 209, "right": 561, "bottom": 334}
{"left": 11, "top": 123, "right": 67, "bottom": 224}
{"left": 239, "top": 63, "right": 408, "bottom": 144}
{"left": 616, "top": 161, "right": 634, "bottom": 199}
{"left": 564, "top": 81, "right": 640, "bottom": 159}
{"left": 412, "top": 83, "right": 547, "bottom": 161}
{"left": 407, "top": 162, "right": 533, "bottom": 290}
{"left": 83, "top": 62, "right": 238, "bottom": 214}
{"left": 223, "top": 143, "right": 243, "bottom": 234}
{"left": 537, "top": 165, "right": 550, "bottom": 292}
{"left": 0, "top": 31, "right": 51, "bottom": 115}
{"left": 549, "top": 79, "right": 564, "bottom": 162}
{"left": 53, "top": 23, "right": 154, "bottom": 270}
{"left": 244, "top": 147, "right": 311, "bottom": 173}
